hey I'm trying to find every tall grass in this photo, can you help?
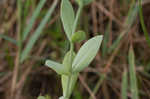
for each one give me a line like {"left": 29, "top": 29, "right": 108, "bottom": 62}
{"left": 10, "top": 0, "right": 58, "bottom": 98}
{"left": 20, "top": 0, "right": 58, "bottom": 63}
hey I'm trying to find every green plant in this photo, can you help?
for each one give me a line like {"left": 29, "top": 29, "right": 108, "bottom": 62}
{"left": 45, "top": 0, "right": 103, "bottom": 99}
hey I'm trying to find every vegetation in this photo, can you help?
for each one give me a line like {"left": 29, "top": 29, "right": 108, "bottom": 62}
{"left": 0, "top": 0, "right": 150, "bottom": 99}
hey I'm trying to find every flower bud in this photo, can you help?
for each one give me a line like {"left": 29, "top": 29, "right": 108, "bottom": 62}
{"left": 71, "top": 31, "right": 86, "bottom": 43}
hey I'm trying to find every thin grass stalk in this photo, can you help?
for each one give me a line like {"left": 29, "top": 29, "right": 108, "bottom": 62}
{"left": 138, "top": 0, "right": 150, "bottom": 47}
{"left": 0, "top": 34, "right": 17, "bottom": 45}
{"left": 121, "top": 70, "right": 128, "bottom": 99}
{"left": 20, "top": 0, "right": 58, "bottom": 63}
{"left": 22, "top": 0, "right": 46, "bottom": 41}
{"left": 11, "top": 0, "right": 22, "bottom": 98}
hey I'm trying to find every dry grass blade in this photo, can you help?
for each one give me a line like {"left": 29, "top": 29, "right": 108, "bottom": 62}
{"left": 108, "top": 3, "right": 138, "bottom": 54}
{"left": 79, "top": 75, "right": 97, "bottom": 99}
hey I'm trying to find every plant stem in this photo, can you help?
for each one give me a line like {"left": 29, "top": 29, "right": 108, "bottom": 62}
{"left": 64, "top": 4, "right": 83, "bottom": 99}
{"left": 65, "top": 76, "right": 71, "bottom": 99}
{"left": 69, "top": 43, "right": 74, "bottom": 71}
{"left": 11, "top": 0, "right": 22, "bottom": 98}
{"left": 138, "top": 0, "right": 150, "bottom": 47}
{"left": 64, "top": 43, "right": 74, "bottom": 99}
{"left": 72, "top": 5, "right": 83, "bottom": 34}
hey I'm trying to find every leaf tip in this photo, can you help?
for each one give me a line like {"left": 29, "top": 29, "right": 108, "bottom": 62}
{"left": 45, "top": 60, "right": 50, "bottom": 66}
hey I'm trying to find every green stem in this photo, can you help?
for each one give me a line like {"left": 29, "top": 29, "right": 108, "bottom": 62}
{"left": 72, "top": 5, "right": 83, "bottom": 34}
{"left": 65, "top": 75, "right": 71, "bottom": 99}
{"left": 17, "top": 0, "right": 22, "bottom": 54}
{"left": 11, "top": 0, "right": 22, "bottom": 98}
{"left": 65, "top": 43, "right": 74, "bottom": 98}
{"left": 70, "top": 43, "right": 74, "bottom": 71}
{"left": 138, "top": 0, "right": 150, "bottom": 47}
{"left": 64, "top": 4, "right": 83, "bottom": 99}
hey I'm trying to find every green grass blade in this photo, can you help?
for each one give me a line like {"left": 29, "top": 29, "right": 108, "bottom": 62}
{"left": 22, "top": 0, "right": 32, "bottom": 31}
{"left": 124, "top": 0, "right": 137, "bottom": 27}
{"left": 128, "top": 47, "right": 139, "bottom": 99}
{"left": 102, "top": 24, "right": 110, "bottom": 57}
{"left": 22, "top": 0, "right": 46, "bottom": 41}
{"left": 108, "top": 3, "right": 138, "bottom": 53}
{"left": 20, "top": 0, "right": 58, "bottom": 63}
{"left": 138, "top": 0, "right": 150, "bottom": 47}
{"left": 0, "top": 34, "right": 17, "bottom": 45}
{"left": 121, "top": 70, "right": 128, "bottom": 99}
{"left": 23, "top": 0, "right": 31, "bottom": 17}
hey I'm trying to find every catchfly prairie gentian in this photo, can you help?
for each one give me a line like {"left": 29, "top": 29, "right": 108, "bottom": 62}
{"left": 45, "top": 0, "right": 103, "bottom": 99}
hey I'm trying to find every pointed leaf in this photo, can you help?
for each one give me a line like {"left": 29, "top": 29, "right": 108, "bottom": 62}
{"left": 45, "top": 60, "right": 68, "bottom": 75}
{"left": 102, "top": 24, "right": 110, "bottom": 57}
{"left": 128, "top": 47, "right": 139, "bottom": 99}
{"left": 61, "top": 0, "right": 75, "bottom": 40}
{"left": 72, "top": 35, "right": 103, "bottom": 73}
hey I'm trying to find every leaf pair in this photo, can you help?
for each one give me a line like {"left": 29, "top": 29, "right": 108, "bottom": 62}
{"left": 61, "top": 0, "right": 88, "bottom": 44}
{"left": 45, "top": 35, "right": 103, "bottom": 74}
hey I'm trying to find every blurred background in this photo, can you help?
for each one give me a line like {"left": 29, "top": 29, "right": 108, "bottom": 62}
{"left": 0, "top": 0, "right": 150, "bottom": 99}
